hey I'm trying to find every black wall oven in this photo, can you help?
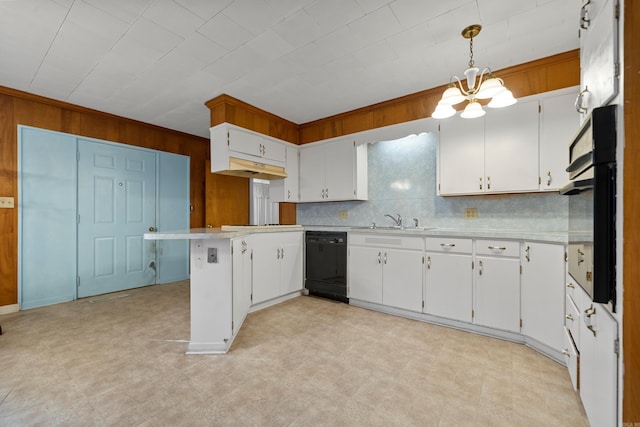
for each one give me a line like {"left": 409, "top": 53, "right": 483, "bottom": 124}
{"left": 561, "top": 105, "right": 617, "bottom": 308}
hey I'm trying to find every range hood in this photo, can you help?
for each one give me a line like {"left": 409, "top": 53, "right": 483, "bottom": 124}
{"left": 215, "top": 157, "right": 287, "bottom": 180}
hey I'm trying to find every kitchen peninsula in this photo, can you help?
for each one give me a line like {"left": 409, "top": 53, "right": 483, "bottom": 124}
{"left": 145, "top": 226, "right": 304, "bottom": 354}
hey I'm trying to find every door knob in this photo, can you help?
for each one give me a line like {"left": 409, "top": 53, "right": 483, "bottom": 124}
{"left": 149, "top": 227, "right": 156, "bottom": 232}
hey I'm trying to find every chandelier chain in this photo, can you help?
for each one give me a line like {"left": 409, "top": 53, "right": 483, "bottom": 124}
{"left": 468, "top": 36, "right": 475, "bottom": 68}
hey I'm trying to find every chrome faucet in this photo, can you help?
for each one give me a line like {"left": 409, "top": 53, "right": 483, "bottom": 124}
{"left": 413, "top": 218, "right": 419, "bottom": 228}
{"left": 384, "top": 213, "right": 402, "bottom": 228}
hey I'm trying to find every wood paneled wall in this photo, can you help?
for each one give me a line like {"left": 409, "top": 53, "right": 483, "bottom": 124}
{"left": 623, "top": 0, "right": 640, "bottom": 422}
{"left": 204, "top": 161, "right": 249, "bottom": 227}
{"left": 0, "top": 86, "right": 209, "bottom": 307}
{"left": 298, "top": 50, "right": 580, "bottom": 144}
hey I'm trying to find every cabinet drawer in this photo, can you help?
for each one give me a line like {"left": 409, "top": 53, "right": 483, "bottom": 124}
{"left": 349, "top": 233, "right": 424, "bottom": 250}
{"left": 425, "top": 237, "right": 472, "bottom": 253}
{"left": 565, "top": 294, "right": 580, "bottom": 349}
{"left": 563, "top": 326, "right": 579, "bottom": 391}
{"left": 475, "top": 240, "right": 519, "bottom": 257}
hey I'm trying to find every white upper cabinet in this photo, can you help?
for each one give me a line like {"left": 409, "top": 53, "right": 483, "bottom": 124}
{"left": 484, "top": 100, "right": 539, "bottom": 192}
{"left": 438, "top": 116, "right": 485, "bottom": 195}
{"left": 577, "top": 0, "right": 620, "bottom": 120}
{"left": 270, "top": 145, "right": 300, "bottom": 202}
{"left": 298, "top": 138, "right": 367, "bottom": 202}
{"left": 539, "top": 89, "right": 580, "bottom": 191}
{"left": 438, "top": 88, "right": 579, "bottom": 196}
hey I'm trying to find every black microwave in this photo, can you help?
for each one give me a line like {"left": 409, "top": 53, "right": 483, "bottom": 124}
{"left": 560, "top": 105, "right": 617, "bottom": 308}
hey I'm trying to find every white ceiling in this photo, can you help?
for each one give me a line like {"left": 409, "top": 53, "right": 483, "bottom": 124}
{"left": 0, "top": 0, "right": 578, "bottom": 138}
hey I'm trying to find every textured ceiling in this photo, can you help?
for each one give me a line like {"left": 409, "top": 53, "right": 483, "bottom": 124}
{"left": 0, "top": 0, "right": 578, "bottom": 138}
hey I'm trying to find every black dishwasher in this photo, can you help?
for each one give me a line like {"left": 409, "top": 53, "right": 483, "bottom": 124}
{"left": 305, "top": 231, "right": 348, "bottom": 303}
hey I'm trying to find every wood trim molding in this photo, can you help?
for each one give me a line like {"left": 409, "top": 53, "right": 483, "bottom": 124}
{"left": 298, "top": 50, "right": 580, "bottom": 143}
{"left": 623, "top": 0, "right": 640, "bottom": 423}
{"left": 205, "top": 94, "right": 299, "bottom": 144}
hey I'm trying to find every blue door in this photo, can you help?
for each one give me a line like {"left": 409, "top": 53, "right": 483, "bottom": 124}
{"left": 18, "top": 127, "right": 77, "bottom": 309}
{"left": 77, "top": 139, "right": 157, "bottom": 297}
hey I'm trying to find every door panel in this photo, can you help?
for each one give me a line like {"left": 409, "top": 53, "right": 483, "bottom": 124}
{"left": 78, "top": 140, "right": 156, "bottom": 297}
{"left": 19, "top": 127, "right": 77, "bottom": 309}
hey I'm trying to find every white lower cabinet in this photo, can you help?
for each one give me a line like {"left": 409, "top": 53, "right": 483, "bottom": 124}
{"left": 473, "top": 240, "right": 520, "bottom": 332}
{"left": 348, "top": 234, "right": 423, "bottom": 312}
{"left": 232, "top": 237, "right": 252, "bottom": 335}
{"left": 424, "top": 238, "right": 473, "bottom": 322}
{"left": 251, "top": 231, "right": 303, "bottom": 305}
{"left": 520, "top": 242, "right": 566, "bottom": 351}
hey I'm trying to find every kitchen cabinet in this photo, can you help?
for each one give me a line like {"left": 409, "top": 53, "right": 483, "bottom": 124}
{"left": 348, "top": 233, "right": 423, "bottom": 312}
{"left": 299, "top": 138, "right": 367, "bottom": 202}
{"left": 539, "top": 90, "right": 580, "bottom": 191}
{"left": 474, "top": 240, "right": 520, "bottom": 332}
{"left": 424, "top": 237, "right": 473, "bottom": 323}
{"left": 483, "top": 100, "right": 539, "bottom": 192}
{"left": 579, "top": 302, "right": 618, "bottom": 427}
{"left": 232, "top": 237, "right": 252, "bottom": 335}
{"left": 520, "top": 242, "right": 566, "bottom": 351}
{"left": 438, "top": 100, "right": 538, "bottom": 195}
{"left": 270, "top": 145, "right": 299, "bottom": 202}
{"left": 251, "top": 231, "right": 303, "bottom": 305}
{"left": 577, "top": 0, "right": 620, "bottom": 120}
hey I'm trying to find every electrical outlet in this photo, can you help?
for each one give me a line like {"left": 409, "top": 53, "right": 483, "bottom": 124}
{"left": 339, "top": 210, "right": 349, "bottom": 220}
{"left": 464, "top": 208, "right": 478, "bottom": 219}
{"left": 0, "top": 197, "right": 15, "bottom": 208}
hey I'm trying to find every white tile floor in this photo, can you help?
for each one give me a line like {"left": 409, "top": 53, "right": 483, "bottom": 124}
{"left": 0, "top": 280, "right": 588, "bottom": 426}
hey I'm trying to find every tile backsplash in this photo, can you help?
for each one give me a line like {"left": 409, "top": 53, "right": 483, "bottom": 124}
{"left": 296, "top": 132, "right": 568, "bottom": 231}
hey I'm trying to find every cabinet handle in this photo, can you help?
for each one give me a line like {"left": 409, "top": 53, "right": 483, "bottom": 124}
{"left": 575, "top": 87, "right": 589, "bottom": 114}
{"left": 567, "top": 282, "right": 575, "bottom": 289}
{"left": 546, "top": 171, "right": 552, "bottom": 186}
{"left": 524, "top": 245, "right": 530, "bottom": 262}
{"left": 281, "top": 247, "right": 284, "bottom": 258}
{"left": 325, "top": 188, "right": 328, "bottom": 199}
{"left": 580, "top": 0, "right": 591, "bottom": 30}
{"left": 562, "top": 349, "right": 571, "bottom": 357}
{"left": 487, "top": 176, "right": 491, "bottom": 190}
{"left": 383, "top": 252, "right": 388, "bottom": 264}
{"left": 565, "top": 314, "right": 574, "bottom": 321}
{"left": 577, "top": 248, "right": 585, "bottom": 265}
{"left": 440, "top": 243, "right": 456, "bottom": 248}
{"left": 427, "top": 256, "right": 431, "bottom": 270}
{"left": 584, "top": 305, "right": 597, "bottom": 336}
{"left": 478, "top": 260, "right": 483, "bottom": 276}
{"left": 377, "top": 252, "right": 381, "bottom": 264}
{"left": 287, "top": 190, "right": 291, "bottom": 199}
{"left": 277, "top": 248, "right": 281, "bottom": 259}
{"left": 479, "top": 177, "right": 483, "bottom": 190}
{"left": 488, "top": 246, "right": 506, "bottom": 251}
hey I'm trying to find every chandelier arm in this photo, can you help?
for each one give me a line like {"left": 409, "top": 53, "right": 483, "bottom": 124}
{"left": 474, "top": 68, "right": 493, "bottom": 93}
{"left": 450, "top": 75, "right": 472, "bottom": 97}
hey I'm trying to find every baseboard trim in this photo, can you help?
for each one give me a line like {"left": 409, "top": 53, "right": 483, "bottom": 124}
{"left": 0, "top": 304, "right": 19, "bottom": 315}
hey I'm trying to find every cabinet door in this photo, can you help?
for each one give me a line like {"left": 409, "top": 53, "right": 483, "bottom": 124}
{"left": 279, "top": 232, "right": 303, "bottom": 295}
{"left": 299, "top": 144, "right": 325, "bottom": 202}
{"left": 348, "top": 246, "right": 383, "bottom": 304}
{"left": 579, "top": 304, "right": 618, "bottom": 427}
{"left": 228, "top": 127, "right": 263, "bottom": 158}
{"left": 232, "top": 238, "right": 252, "bottom": 335}
{"left": 251, "top": 235, "right": 280, "bottom": 304}
{"left": 540, "top": 91, "right": 579, "bottom": 190}
{"left": 438, "top": 116, "right": 485, "bottom": 195}
{"left": 382, "top": 249, "right": 423, "bottom": 312}
{"left": 579, "top": 0, "right": 619, "bottom": 119}
{"left": 424, "top": 253, "right": 473, "bottom": 322}
{"left": 521, "top": 242, "right": 566, "bottom": 351}
{"left": 270, "top": 145, "right": 299, "bottom": 202}
{"left": 474, "top": 256, "right": 520, "bottom": 332}
{"left": 484, "top": 100, "right": 539, "bottom": 192}
{"left": 324, "top": 139, "right": 355, "bottom": 201}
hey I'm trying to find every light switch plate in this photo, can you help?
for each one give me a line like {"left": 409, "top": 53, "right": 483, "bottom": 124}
{"left": 0, "top": 197, "right": 15, "bottom": 208}
{"left": 338, "top": 210, "right": 349, "bottom": 220}
{"left": 464, "top": 208, "right": 478, "bottom": 219}
{"left": 207, "top": 247, "right": 218, "bottom": 263}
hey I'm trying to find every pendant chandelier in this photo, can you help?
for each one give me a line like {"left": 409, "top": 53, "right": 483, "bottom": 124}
{"left": 432, "top": 24, "right": 516, "bottom": 120}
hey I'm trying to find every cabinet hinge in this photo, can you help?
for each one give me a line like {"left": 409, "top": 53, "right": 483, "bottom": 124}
{"left": 520, "top": 265, "right": 523, "bottom": 274}
{"left": 472, "top": 309, "right": 475, "bottom": 318}
{"left": 227, "top": 131, "right": 230, "bottom": 146}
{"left": 520, "top": 319, "right": 523, "bottom": 329}
{"left": 614, "top": 62, "right": 620, "bottom": 77}
{"left": 232, "top": 321, "right": 234, "bottom": 331}
{"left": 231, "top": 245, "right": 234, "bottom": 255}
{"left": 564, "top": 252, "right": 568, "bottom": 262}
{"left": 538, "top": 104, "right": 541, "bottom": 114}
{"left": 471, "top": 261, "right": 474, "bottom": 269}
{"left": 438, "top": 183, "right": 441, "bottom": 191}
{"left": 615, "top": 1, "right": 620, "bottom": 19}
{"left": 422, "top": 256, "right": 425, "bottom": 264}
{"left": 250, "top": 292, "right": 253, "bottom": 302}
{"left": 422, "top": 300, "right": 425, "bottom": 309}
{"left": 538, "top": 176, "right": 542, "bottom": 185}
{"left": 353, "top": 140, "right": 356, "bottom": 147}
{"left": 614, "top": 338, "right": 620, "bottom": 356}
